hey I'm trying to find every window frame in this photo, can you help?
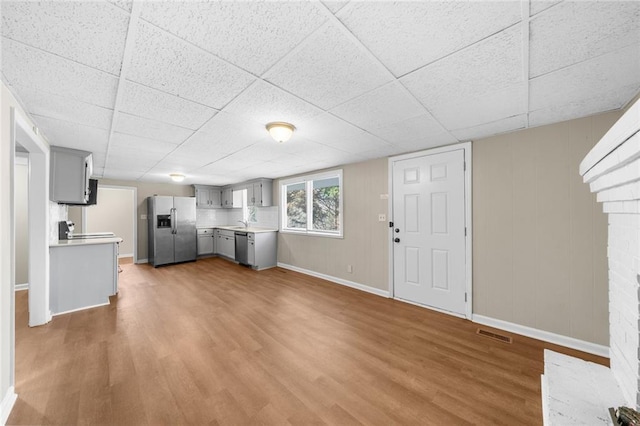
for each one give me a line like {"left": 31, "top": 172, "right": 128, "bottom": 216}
{"left": 280, "top": 169, "right": 343, "bottom": 238}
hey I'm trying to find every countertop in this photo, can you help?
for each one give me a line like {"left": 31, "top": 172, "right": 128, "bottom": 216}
{"left": 50, "top": 237, "right": 123, "bottom": 247}
{"left": 197, "top": 225, "right": 278, "bottom": 234}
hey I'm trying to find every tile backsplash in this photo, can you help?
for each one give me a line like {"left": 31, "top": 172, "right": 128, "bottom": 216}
{"left": 196, "top": 206, "right": 278, "bottom": 229}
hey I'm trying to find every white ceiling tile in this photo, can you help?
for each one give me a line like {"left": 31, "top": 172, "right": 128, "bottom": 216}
{"left": 17, "top": 86, "right": 113, "bottom": 130}
{"left": 321, "top": 1, "right": 349, "bottom": 14}
{"left": 128, "top": 21, "right": 255, "bottom": 109}
{"left": 530, "top": 1, "right": 640, "bottom": 78}
{"left": 401, "top": 26, "right": 524, "bottom": 129}
{"left": 110, "top": 133, "right": 178, "bottom": 155}
{"left": 1, "top": 1, "right": 128, "bottom": 75}
{"left": 450, "top": 115, "right": 527, "bottom": 141}
{"left": 529, "top": 83, "right": 640, "bottom": 128}
{"left": 530, "top": 45, "right": 640, "bottom": 113}
{"left": 265, "top": 22, "right": 393, "bottom": 110}
{"left": 101, "top": 168, "right": 145, "bottom": 181}
{"left": 223, "top": 80, "right": 323, "bottom": 126}
{"left": 370, "top": 113, "right": 448, "bottom": 146}
{"left": 185, "top": 112, "right": 265, "bottom": 154}
{"left": 106, "top": 149, "right": 164, "bottom": 169}
{"left": 115, "top": 113, "right": 193, "bottom": 145}
{"left": 32, "top": 115, "right": 109, "bottom": 154}
{"left": 390, "top": 131, "right": 459, "bottom": 154}
{"left": 2, "top": 38, "right": 118, "bottom": 109}
{"left": 430, "top": 84, "right": 526, "bottom": 131}
{"left": 106, "top": 0, "right": 132, "bottom": 13}
{"left": 330, "top": 82, "right": 426, "bottom": 131}
{"left": 120, "top": 81, "right": 218, "bottom": 130}
{"left": 297, "top": 113, "right": 392, "bottom": 155}
{"left": 529, "top": 1, "right": 561, "bottom": 17}
{"left": 339, "top": 1, "right": 521, "bottom": 77}
{"left": 140, "top": 2, "right": 327, "bottom": 76}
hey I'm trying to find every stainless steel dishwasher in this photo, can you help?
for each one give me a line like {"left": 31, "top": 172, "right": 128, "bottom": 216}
{"left": 234, "top": 231, "right": 248, "bottom": 265}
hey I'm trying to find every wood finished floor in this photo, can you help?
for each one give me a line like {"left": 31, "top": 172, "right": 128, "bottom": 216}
{"left": 9, "top": 257, "right": 607, "bottom": 425}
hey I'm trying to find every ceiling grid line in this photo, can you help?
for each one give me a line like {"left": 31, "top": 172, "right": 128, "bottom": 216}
{"left": 102, "top": 0, "right": 144, "bottom": 177}
{"left": 313, "top": 1, "right": 457, "bottom": 145}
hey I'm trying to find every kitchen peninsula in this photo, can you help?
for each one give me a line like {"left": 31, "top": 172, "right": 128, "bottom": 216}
{"left": 49, "top": 236, "right": 122, "bottom": 315}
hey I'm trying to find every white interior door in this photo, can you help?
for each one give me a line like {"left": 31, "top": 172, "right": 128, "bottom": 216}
{"left": 392, "top": 149, "right": 466, "bottom": 315}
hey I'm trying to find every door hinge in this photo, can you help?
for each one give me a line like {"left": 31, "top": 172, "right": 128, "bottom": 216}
{"left": 465, "top": 293, "right": 467, "bottom": 302}
{"left": 464, "top": 227, "right": 467, "bottom": 237}
{"left": 463, "top": 160, "right": 466, "bottom": 171}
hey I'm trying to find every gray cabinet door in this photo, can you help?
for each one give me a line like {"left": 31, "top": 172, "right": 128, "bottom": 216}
{"left": 152, "top": 196, "right": 175, "bottom": 266}
{"left": 174, "top": 197, "right": 197, "bottom": 263}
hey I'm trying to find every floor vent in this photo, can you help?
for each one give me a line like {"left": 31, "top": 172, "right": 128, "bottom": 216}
{"left": 476, "top": 328, "right": 513, "bottom": 344}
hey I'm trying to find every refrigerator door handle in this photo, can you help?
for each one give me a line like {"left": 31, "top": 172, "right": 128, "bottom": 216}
{"left": 171, "top": 208, "right": 177, "bottom": 234}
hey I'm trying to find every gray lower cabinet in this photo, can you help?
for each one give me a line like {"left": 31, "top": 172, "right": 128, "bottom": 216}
{"left": 247, "top": 232, "right": 277, "bottom": 270}
{"left": 217, "top": 229, "right": 235, "bottom": 259}
{"left": 49, "top": 240, "right": 119, "bottom": 314}
{"left": 197, "top": 228, "right": 215, "bottom": 256}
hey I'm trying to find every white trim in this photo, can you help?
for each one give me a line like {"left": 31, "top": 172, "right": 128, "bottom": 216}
{"left": 541, "top": 375, "right": 549, "bottom": 426}
{"left": 394, "top": 297, "right": 466, "bottom": 319}
{"left": 0, "top": 386, "right": 17, "bottom": 426}
{"left": 472, "top": 314, "right": 609, "bottom": 358}
{"left": 52, "top": 301, "right": 110, "bottom": 317}
{"left": 387, "top": 141, "right": 473, "bottom": 319}
{"left": 279, "top": 169, "right": 343, "bottom": 238}
{"left": 14, "top": 283, "right": 28, "bottom": 292}
{"left": 118, "top": 253, "right": 134, "bottom": 258}
{"left": 136, "top": 258, "right": 148, "bottom": 264}
{"left": 277, "top": 262, "right": 390, "bottom": 298}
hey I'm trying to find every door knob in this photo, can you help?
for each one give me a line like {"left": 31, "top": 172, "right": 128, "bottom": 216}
{"left": 395, "top": 228, "right": 400, "bottom": 233}
{"left": 394, "top": 238, "right": 400, "bottom": 243}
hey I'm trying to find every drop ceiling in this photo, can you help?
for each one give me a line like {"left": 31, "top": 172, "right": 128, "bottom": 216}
{"left": 2, "top": 0, "right": 639, "bottom": 185}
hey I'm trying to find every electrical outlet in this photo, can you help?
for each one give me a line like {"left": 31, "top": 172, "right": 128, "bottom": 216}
{"left": 141, "top": 214, "right": 147, "bottom": 220}
{"left": 380, "top": 194, "right": 389, "bottom": 199}
{"left": 347, "top": 264, "right": 353, "bottom": 273}
{"left": 378, "top": 214, "right": 386, "bottom": 222}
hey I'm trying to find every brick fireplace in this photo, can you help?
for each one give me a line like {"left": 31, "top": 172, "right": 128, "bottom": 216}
{"left": 580, "top": 97, "right": 640, "bottom": 409}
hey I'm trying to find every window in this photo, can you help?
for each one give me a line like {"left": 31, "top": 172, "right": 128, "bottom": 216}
{"left": 280, "top": 170, "right": 343, "bottom": 237}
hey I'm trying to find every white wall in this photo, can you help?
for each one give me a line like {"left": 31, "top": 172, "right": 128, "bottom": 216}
{"left": 14, "top": 158, "right": 28, "bottom": 285}
{"left": 85, "top": 187, "right": 135, "bottom": 257}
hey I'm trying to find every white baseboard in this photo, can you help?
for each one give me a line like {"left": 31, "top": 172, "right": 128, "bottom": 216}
{"left": 1, "top": 386, "right": 17, "bottom": 425}
{"left": 14, "top": 283, "right": 28, "bottom": 291}
{"left": 52, "top": 301, "right": 110, "bottom": 317}
{"left": 136, "top": 258, "right": 148, "bottom": 264}
{"left": 118, "top": 253, "right": 134, "bottom": 258}
{"left": 473, "top": 314, "right": 609, "bottom": 358}
{"left": 277, "top": 263, "right": 390, "bottom": 298}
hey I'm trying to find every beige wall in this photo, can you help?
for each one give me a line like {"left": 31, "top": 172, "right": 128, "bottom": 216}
{"left": 86, "top": 187, "right": 135, "bottom": 256}
{"left": 97, "top": 179, "right": 193, "bottom": 261}
{"left": 276, "top": 158, "right": 389, "bottom": 291}
{"left": 14, "top": 160, "right": 28, "bottom": 284}
{"left": 472, "top": 111, "right": 622, "bottom": 346}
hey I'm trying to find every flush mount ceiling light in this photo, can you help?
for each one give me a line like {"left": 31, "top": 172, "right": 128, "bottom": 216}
{"left": 169, "top": 173, "right": 185, "bottom": 182}
{"left": 266, "top": 122, "right": 295, "bottom": 143}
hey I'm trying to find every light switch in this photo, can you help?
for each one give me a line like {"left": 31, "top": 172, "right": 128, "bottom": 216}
{"left": 378, "top": 214, "right": 386, "bottom": 222}
{"left": 380, "top": 194, "right": 389, "bottom": 199}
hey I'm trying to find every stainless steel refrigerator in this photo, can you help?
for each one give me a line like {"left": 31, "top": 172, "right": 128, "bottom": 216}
{"left": 147, "top": 196, "right": 197, "bottom": 267}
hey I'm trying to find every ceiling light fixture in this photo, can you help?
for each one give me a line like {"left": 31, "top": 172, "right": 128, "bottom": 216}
{"left": 266, "top": 122, "right": 295, "bottom": 143}
{"left": 170, "top": 173, "right": 185, "bottom": 182}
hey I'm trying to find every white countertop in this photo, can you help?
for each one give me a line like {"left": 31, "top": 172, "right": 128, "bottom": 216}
{"left": 50, "top": 237, "right": 123, "bottom": 247}
{"left": 198, "top": 225, "right": 278, "bottom": 233}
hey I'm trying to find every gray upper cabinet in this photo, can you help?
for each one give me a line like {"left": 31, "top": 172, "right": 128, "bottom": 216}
{"left": 247, "top": 179, "right": 273, "bottom": 207}
{"left": 194, "top": 185, "right": 221, "bottom": 209}
{"left": 50, "top": 146, "right": 93, "bottom": 204}
{"left": 221, "top": 188, "right": 233, "bottom": 208}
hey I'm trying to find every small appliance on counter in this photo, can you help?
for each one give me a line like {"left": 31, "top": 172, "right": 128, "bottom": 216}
{"left": 58, "top": 220, "right": 116, "bottom": 240}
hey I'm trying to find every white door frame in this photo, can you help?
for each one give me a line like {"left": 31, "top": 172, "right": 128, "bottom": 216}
{"left": 388, "top": 141, "right": 473, "bottom": 319}
{"left": 11, "top": 108, "right": 51, "bottom": 328}
{"left": 82, "top": 184, "right": 138, "bottom": 263}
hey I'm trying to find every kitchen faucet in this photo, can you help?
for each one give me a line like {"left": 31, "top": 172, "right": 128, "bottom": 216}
{"left": 238, "top": 220, "right": 248, "bottom": 228}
